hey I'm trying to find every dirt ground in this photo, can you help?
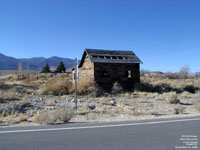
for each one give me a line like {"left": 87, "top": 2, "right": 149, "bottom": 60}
{"left": 0, "top": 74, "right": 200, "bottom": 127}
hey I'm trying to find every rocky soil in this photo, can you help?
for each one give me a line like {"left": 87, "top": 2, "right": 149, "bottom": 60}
{"left": 0, "top": 74, "right": 200, "bottom": 127}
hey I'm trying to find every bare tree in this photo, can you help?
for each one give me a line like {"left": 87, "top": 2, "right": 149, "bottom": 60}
{"left": 179, "top": 65, "right": 190, "bottom": 79}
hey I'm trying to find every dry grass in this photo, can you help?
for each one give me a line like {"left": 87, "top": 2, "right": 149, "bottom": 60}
{"left": 45, "top": 100, "right": 55, "bottom": 106}
{"left": 166, "top": 93, "right": 180, "bottom": 104}
{"left": 174, "top": 105, "right": 185, "bottom": 114}
{"left": 140, "top": 76, "right": 200, "bottom": 93}
{"left": 43, "top": 75, "right": 98, "bottom": 96}
{"left": 120, "top": 93, "right": 133, "bottom": 99}
{"left": 6, "top": 115, "right": 19, "bottom": 124}
{"left": 180, "top": 91, "right": 192, "bottom": 98}
{"left": 0, "top": 117, "right": 3, "bottom": 124}
{"left": 99, "top": 98, "right": 115, "bottom": 105}
{"left": 193, "top": 99, "right": 200, "bottom": 112}
{"left": 134, "top": 92, "right": 158, "bottom": 99}
{"left": 20, "top": 97, "right": 30, "bottom": 105}
{"left": 77, "top": 106, "right": 89, "bottom": 115}
{"left": 112, "top": 82, "right": 123, "bottom": 94}
{"left": 32, "top": 113, "right": 40, "bottom": 123}
{"left": 43, "top": 76, "right": 73, "bottom": 95}
{"left": 77, "top": 78, "right": 96, "bottom": 95}
{"left": 56, "top": 107, "right": 74, "bottom": 122}
{"left": 22, "top": 75, "right": 35, "bottom": 86}
{"left": 32, "top": 107, "right": 74, "bottom": 124}
{"left": 19, "top": 113, "right": 28, "bottom": 122}
{"left": 86, "top": 113, "right": 97, "bottom": 120}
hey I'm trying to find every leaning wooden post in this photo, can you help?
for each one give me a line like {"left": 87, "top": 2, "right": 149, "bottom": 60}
{"left": 74, "top": 58, "right": 78, "bottom": 110}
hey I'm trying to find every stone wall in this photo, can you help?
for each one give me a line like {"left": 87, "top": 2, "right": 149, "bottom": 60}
{"left": 78, "top": 55, "right": 94, "bottom": 81}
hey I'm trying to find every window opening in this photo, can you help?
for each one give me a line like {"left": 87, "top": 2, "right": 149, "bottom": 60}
{"left": 92, "top": 55, "right": 98, "bottom": 58}
{"left": 118, "top": 56, "right": 123, "bottom": 60}
{"left": 99, "top": 56, "right": 105, "bottom": 59}
{"left": 105, "top": 56, "right": 111, "bottom": 59}
{"left": 112, "top": 56, "right": 117, "bottom": 59}
{"left": 102, "top": 71, "right": 109, "bottom": 77}
{"left": 128, "top": 70, "right": 132, "bottom": 78}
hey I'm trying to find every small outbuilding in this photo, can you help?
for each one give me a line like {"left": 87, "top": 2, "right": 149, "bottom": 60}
{"left": 77, "top": 49, "right": 142, "bottom": 89}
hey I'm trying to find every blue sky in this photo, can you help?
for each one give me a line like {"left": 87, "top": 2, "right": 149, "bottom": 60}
{"left": 0, "top": 0, "right": 200, "bottom": 72}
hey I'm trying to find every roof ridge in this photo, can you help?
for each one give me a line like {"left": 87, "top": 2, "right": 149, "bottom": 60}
{"left": 85, "top": 48, "right": 133, "bottom": 52}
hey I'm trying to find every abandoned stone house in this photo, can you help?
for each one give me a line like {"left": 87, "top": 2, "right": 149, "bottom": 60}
{"left": 77, "top": 49, "right": 142, "bottom": 89}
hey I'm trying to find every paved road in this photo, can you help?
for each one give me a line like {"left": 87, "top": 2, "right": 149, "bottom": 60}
{"left": 0, "top": 117, "right": 200, "bottom": 150}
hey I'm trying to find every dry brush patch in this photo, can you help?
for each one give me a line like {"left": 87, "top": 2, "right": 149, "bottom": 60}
{"left": 43, "top": 76, "right": 73, "bottom": 95}
{"left": 77, "top": 78, "right": 98, "bottom": 95}
{"left": 19, "top": 113, "right": 28, "bottom": 122}
{"left": 194, "top": 99, "right": 200, "bottom": 112}
{"left": 174, "top": 105, "right": 185, "bottom": 114}
{"left": 32, "top": 107, "right": 74, "bottom": 124}
{"left": 139, "top": 76, "right": 200, "bottom": 93}
{"left": 6, "top": 115, "right": 19, "bottom": 124}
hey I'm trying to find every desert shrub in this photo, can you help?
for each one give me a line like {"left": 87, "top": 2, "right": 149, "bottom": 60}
{"left": 45, "top": 100, "right": 55, "bottom": 106}
{"left": 0, "top": 117, "right": 3, "bottom": 124}
{"left": 193, "top": 99, "right": 200, "bottom": 112}
{"left": 19, "top": 113, "right": 28, "bottom": 122}
{"left": 167, "top": 93, "right": 180, "bottom": 104}
{"left": 76, "top": 78, "right": 98, "bottom": 95}
{"left": 32, "top": 113, "right": 40, "bottom": 123}
{"left": 37, "top": 111, "right": 57, "bottom": 124}
{"left": 86, "top": 113, "right": 97, "bottom": 120}
{"left": 43, "top": 77, "right": 73, "bottom": 95}
{"left": 174, "top": 105, "right": 185, "bottom": 114}
{"left": 112, "top": 82, "right": 123, "bottom": 94}
{"left": 183, "top": 85, "right": 198, "bottom": 93}
{"left": 22, "top": 75, "right": 34, "bottom": 84}
{"left": 32, "top": 107, "right": 74, "bottom": 124}
{"left": 6, "top": 115, "right": 19, "bottom": 124}
{"left": 180, "top": 91, "right": 192, "bottom": 98}
{"left": 77, "top": 106, "right": 89, "bottom": 115}
{"left": 56, "top": 107, "right": 74, "bottom": 122}
{"left": 138, "top": 76, "right": 200, "bottom": 94}
{"left": 0, "top": 80, "right": 4, "bottom": 86}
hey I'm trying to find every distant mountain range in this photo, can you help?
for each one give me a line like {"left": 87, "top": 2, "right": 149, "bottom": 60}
{"left": 0, "top": 53, "right": 75, "bottom": 70}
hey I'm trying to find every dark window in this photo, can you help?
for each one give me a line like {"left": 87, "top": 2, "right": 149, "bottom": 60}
{"left": 99, "top": 56, "right": 105, "bottom": 59}
{"left": 112, "top": 56, "right": 117, "bottom": 59}
{"left": 125, "top": 70, "right": 132, "bottom": 78}
{"left": 105, "top": 56, "right": 111, "bottom": 59}
{"left": 128, "top": 70, "right": 132, "bottom": 78}
{"left": 102, "top": 71, "right": 109, "bottom": 77}
{"left": 118, "top": 56, "right": 123, "bottom": 59}
{"left": 92, "top": 55, "right": 98, "bottom": 58}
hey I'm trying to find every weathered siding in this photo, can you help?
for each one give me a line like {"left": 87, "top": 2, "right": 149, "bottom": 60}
{"left": 94, "top": 63, "right": 140, "bottom": 88}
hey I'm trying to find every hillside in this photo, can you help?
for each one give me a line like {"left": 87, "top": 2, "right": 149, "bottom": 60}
{"left": 0, "top": 53, "right": 74, "bottom": 70}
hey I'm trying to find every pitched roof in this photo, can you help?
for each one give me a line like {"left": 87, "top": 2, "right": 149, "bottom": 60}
{"left": 79, "top": 48, "right": 142, "bottom": 67}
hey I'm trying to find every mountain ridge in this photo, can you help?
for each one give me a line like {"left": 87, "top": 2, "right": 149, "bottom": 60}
{"left": 0, "top": 52, "right": 75, "bottom": 70}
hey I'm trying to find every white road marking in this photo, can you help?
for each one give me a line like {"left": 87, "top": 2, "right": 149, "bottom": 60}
{"left": 0, "top": 118, "right": 200, "bottom": 134}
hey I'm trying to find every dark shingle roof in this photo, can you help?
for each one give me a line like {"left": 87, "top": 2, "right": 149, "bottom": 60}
{"left": 79, "top": 48, "right": 142, "bottom": 67}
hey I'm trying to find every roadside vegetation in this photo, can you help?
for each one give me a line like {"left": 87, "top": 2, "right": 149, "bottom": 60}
{"left": 0, "top": 66, "right": 200, "bottom": 126}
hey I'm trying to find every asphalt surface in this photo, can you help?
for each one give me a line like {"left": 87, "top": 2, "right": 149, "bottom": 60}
{"left": 0, "top": 116, "right": 200, "bottom": 150}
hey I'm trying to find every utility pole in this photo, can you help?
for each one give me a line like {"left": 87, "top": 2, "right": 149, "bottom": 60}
{"left": 74, "top": 58, "right": 78, "bottom": 110}
{"left": 27, "top": 63, "right": 29, "bottom": 74}
{"left": 17, "top": 62, "right": 22, "bottom": 80}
